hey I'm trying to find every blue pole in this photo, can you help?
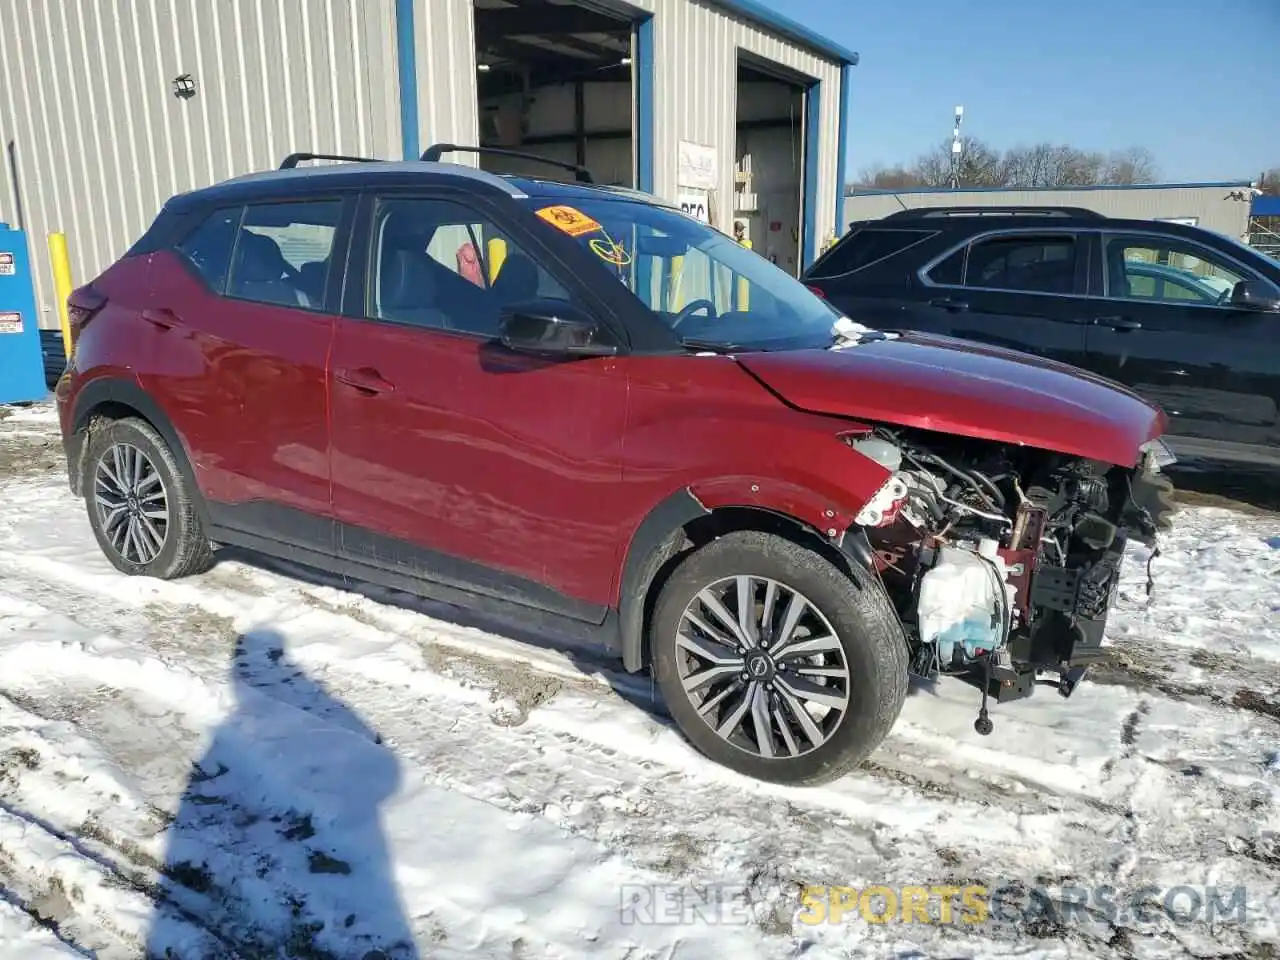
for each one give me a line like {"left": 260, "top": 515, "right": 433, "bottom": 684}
{"left": 395, "top": 0, "right": 420, "bottom": 160}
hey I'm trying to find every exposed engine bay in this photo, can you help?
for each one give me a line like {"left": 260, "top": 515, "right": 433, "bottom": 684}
{"left": 846, "top": 425, "right": 1177, "bottom": 734}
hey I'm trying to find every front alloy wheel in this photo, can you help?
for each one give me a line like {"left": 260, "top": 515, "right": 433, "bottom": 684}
{"left": 94, "top": 442, "right": 170, "bottom": 565}
{"left": 676, "top": 576, "right": 850, "bottom": 759}
{"left": 651, "top": 530, "right": 909, "bottom": 785}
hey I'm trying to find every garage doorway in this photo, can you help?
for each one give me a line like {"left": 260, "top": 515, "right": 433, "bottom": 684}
{"left": 734, "top": 56, "right": 806, "bottom": 277}
{"left": 473, "top": 0, "right": 637, "bottom": 186}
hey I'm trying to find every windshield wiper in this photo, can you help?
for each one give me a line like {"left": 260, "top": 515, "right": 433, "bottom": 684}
{"left": 678, "top": 337, "right": 748, "bottom": 354}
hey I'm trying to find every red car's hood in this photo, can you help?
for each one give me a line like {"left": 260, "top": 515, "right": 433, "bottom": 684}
{"left": 737, "top": 332, "right": 1166, "bottom": 466}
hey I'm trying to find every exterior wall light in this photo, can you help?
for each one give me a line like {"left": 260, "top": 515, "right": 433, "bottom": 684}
{"left": 172, "top": 74, "right": 196, "bottom": 99}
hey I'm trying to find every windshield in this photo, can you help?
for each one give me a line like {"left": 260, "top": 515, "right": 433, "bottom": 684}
{"left": 523, "top": 196, "right": 859, "bottom": 350}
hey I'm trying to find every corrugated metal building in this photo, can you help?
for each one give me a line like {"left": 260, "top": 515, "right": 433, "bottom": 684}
{"left": 1, "top": 0, "right": 856, "bottom": 330}
{"left": 844, "top": 183, "right": 1256, "bottom": 239}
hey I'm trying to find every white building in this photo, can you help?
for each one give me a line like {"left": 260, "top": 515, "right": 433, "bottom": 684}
{"left": 0, "top": 0, "right": 858, "bottom": 327}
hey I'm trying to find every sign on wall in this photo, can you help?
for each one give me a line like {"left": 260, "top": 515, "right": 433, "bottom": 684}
{"left": 678, "top": 192, "right": 710, "bottom": 223}
{"left": 677, "top": 140, "right": 717, "bottom": 191}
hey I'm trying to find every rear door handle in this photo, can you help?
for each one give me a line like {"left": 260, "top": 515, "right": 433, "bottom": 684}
{"left": 141, "top": 308, "right": 178, "bottom": 330}
{"left": 334, "top": 366, "right": 396, "bottom": 395}
{"left": 929, "top": 297, "right": 969, "bottom": 312}
{"left": 1093, "top": 316, "right": 1143, "bottom": 331}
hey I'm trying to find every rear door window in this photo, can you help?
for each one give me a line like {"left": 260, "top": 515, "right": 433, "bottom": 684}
{"left": 226, "top": 200, "right": 344, "bottom": 309}
{"left": 962, "top": 234, "right": 1079, "bottom": 294}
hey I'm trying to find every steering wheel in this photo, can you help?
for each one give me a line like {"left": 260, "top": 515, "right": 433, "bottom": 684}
{"left": 670, "top": 298, "right": 717, "bottom": 329}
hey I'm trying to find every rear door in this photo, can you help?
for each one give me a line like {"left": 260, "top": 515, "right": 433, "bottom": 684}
{"left": 910, "top": 229, "right": 1093, "bottom": 370}
{"left": 1080, "top": 229, "right": 1280, "bottom": 453}
{"left": 327, "top": 189, "right": 630, "bottom": 619}
{"left": 145, "top": 196, "right": 353, "bottom": 545}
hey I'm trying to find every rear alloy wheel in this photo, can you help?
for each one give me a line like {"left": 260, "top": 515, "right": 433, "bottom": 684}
{"left": 651, "top": 530, "right": 908, "bottom": 785}
{"left": 93, "top": 442, "right": 169, "bottom": 566}
{"left": 83, "top": 417, "right": 213, "bottom": 579}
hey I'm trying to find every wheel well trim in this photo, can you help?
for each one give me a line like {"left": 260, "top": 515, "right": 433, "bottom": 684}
{"left": 69, "top": 378, "right": 209, "bottom": 525}
{"left": 617, "top": 486, "right": 878, "bottom": 673}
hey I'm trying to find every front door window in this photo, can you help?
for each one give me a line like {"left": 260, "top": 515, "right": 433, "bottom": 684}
{"left": 1104, "top": 236, "right": 1249, "bottom": 306}
{"left": 367, "top": 197, "right": 573, "bottom": 337}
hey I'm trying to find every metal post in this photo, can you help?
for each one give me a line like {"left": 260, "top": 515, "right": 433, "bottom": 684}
{"left": 951, "top": 105, "right": 964, "bottom": 190}
{"left": 48, "top": 232, "right": 74, "bottom": 359}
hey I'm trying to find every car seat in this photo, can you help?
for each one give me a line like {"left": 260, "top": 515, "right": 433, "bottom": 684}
{"left": 296, "top": 258, "right": 329, "bottom": 306}
{"left": 230, "top": 232, "right": 307, "bottom": 307}
{"left": 378, "top": 246, "right": 447, "bottom": 329}
{"left": 490, "top": 253, "right": 541, "bottom": 304}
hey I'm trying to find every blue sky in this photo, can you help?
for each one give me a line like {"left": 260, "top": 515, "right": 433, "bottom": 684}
{"left": 774, "top": 0, "right": 1280, "bottom": 183}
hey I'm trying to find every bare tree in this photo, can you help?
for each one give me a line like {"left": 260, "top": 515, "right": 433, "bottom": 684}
{"left": 913, "top": 137, "right": 1005, "bottom": 188}
{"left": 1101, "top": 147, "right": 1160, "bottom": 184}
{"left": 851, "top": 164, "right": 926, "bottom": 189}
{"left": 1259, "top": 167, "right": 1280, "bottom": 196}
{"left": 851, "top": 140, "right": 1162, "bottom": 193}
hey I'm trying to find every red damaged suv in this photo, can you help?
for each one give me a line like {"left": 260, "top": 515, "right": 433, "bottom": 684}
{"left": 56, "top": 146, "right": 1176, "bottom": 785}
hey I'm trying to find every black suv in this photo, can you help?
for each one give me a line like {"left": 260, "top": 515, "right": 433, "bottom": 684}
{"left": 803, "top": 206, "right": 1280, "bottom": 467}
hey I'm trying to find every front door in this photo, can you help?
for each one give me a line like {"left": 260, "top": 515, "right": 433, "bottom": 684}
{"left": 327, "top": 192, "right": 629, "bottom": 620}
{"left": 1081, "top": 230, "right": 1280, "bottom": 453}
{"left": 913, "top": 230, "right": 1092, "bottom": 370}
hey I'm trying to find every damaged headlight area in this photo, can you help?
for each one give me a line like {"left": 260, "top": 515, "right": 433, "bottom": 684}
{"left": 845, "top": 425, "right": 1178, "bottom": 737}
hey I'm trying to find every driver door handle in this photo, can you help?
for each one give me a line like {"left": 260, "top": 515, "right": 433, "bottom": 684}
{"left": 334, "top": 367, "right": 396, "bottom": 395}
{"left": 929, "top": 297, "right": 969, "bottom": 312}
{"left": 1093, "top": 316, "right": 1143, "bottom": 331}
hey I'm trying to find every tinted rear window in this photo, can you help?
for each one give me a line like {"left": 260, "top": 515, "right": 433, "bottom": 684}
{"left": 807, "top": 227, "right": 936, "bottom": 279}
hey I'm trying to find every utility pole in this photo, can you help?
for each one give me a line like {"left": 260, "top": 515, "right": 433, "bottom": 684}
{"left": 951, "top": 105, "right": 964, "bottom": 189}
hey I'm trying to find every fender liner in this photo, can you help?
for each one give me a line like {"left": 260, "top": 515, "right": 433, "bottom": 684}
{"left": 618, "top": 488, "right": 708, "bottom": 672}
{"left": 616, "top": 486, "right": 881, "bottom": 674}
{"left": 68, "top": 378, "right": 208, "bottom": 525}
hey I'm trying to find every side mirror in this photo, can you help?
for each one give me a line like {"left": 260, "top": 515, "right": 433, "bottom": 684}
{"left": 1229, "top": 279, "right": 1280, "bottom": 313}
{"left": 498, "top": 300, "right": 619, "bottom": 358}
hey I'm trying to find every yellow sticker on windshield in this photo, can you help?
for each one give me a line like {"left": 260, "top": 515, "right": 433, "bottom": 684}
{"left": 589, "top": 236, "right": 632, "bottom": 267}
{"left": 537, "top": 204, "right": 603, "bottom": 237}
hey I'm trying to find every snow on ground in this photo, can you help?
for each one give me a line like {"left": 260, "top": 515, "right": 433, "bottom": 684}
{"left": 0, "top": 400, "right": 1276, "bottom": 960}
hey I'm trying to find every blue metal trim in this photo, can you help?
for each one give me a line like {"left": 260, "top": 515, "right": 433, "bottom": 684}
{"left": 1251, "top": 195, "right": 1280, "bottom": 216}
{"left": 395, "top": 0, "right": 419, "bottom": 160}
{"left": 847, "top": 181, "right": 1253, "bottom": 197}
{"left": 708, "top": 0, "right": 858, "bottom": 65}
{"left": 802, "top": 80, "right": 821, "bottom": 268}
{"left": 634, "top": 15, "right": 655, "bottom": 194}
{"left": 834, "top": 65, "right": 852, "bottom": 235}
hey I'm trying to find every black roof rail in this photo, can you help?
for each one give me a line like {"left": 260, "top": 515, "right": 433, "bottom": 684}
{"left": 421, "top": 143, "right": 594, "bottom": 184}
{"left": 881, "top": 205, "right": 1105, "bottom": 221}
{"left": 279, "top": 152, "right": 382, "bottom": 169}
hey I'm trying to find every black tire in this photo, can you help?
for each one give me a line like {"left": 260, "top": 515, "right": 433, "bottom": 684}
{"left": 82, "top": 416, "right": 214, "bottom": 579}
{"left": 650, "top": 530, "right": 908, "bottom": 786}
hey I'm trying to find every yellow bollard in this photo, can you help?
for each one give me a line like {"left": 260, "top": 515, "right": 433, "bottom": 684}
{"left": 487, "top": 237, "right": 507, "bottom": 283}
{"left": 48, "top": 232, "right": 74, "bottom": 360}
{"left": 737, "top": 239, "right": 751, "bottom": 310}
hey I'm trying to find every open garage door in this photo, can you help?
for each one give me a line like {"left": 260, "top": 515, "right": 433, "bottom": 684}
{"left": 734, "top": 56, "right": 806, "bottom": 277}
{"left": 474, "top": 0, "right": 636, "bottom": 186}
